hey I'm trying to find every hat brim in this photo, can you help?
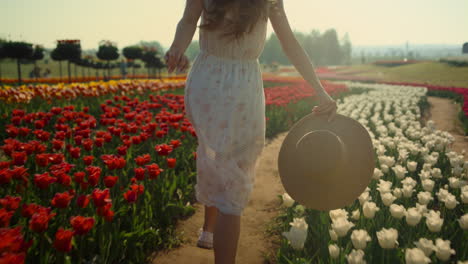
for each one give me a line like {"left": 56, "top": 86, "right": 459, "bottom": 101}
{"left": 278, "top": 113, "right": 375, "bottom": 211}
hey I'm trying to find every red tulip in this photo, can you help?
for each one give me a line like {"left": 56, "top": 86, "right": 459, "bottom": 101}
{"left": 11, "top": 152, "right": 27, "bottom": 166}
{"left": 53, "top": 228, "right": 74, "bottom": 252}
{"left": 0, "top": 169, "right": 12, "bottom": 185}
{"left": 73, "top": 172, "right": 86, "bottom": 184}
{"left": 103, "top": 176, "right": 118, "bottom": 188}
{"left": 134, "top": 167, "right": 145, "bottom": 181}
{"left": 134, "top": 154, "right": 151, "bottom": 166}
{"left": 83, "top": 155, "right": 94, "bottom": 165}
{"left": 96, "top": 202, "right": 114, "bottom": 222}
{"left": 154, "top": 144, "right": 173, "bottom": 156}
{"left": 0, "top": 208, "right": 14, "bottom": 227}
{"left": 167, "top": 158, "right": 176, "bottom": 168}
{"left": 76, "top": 194, "right": 90, "bottom": 209}
{"left": 35, "top": 153, "right": 49, "bottom": 167}
{"left": 70, "top": 216, "right": 95, "bottom": 235}
{"left": 0, "top": 195, "right": 22, "bottom": 211}
{"left": 29, "top": 208, "right": 56, "bottom": 233}
{"left": 34, "top": 172, "right": 57, "bottom": 189}
{"left": 91, "top": 188, "right": 111, "bottom": 207}
{"left": 51, "top": 191, "right": 74, "bottom": 209}
{"left": 146, "top": 163, "right": 163, "bottom": 180}
{"left": 21, "top": 203, "right": 40, "bottom": 218}
{"left": 69, "top": 147, "right": 81, "bottom": 159}
{"left": 123, "top": 190, "right": 138, "bottom": 203}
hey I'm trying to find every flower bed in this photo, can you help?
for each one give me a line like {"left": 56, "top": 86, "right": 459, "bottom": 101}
{"left": 273, "top": 82, "right": 468, "bottom": 263}
{"left": 0, "top": 76, "right": 357, "bottom": 263}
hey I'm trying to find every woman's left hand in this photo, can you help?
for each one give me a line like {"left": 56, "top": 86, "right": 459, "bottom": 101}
{"left": 164, "top": 46, "right": 189, "bottom": 73}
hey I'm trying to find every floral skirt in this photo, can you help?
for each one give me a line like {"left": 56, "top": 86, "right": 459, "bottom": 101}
{"left": 184, "top": 51, "right": 266, "bottom": 216}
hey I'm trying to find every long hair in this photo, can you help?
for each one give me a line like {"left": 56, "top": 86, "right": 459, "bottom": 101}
{"left": 199, "top": 0, "right": 276, "bottom": 40}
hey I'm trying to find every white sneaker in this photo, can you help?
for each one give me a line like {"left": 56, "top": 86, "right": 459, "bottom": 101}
{"left": 196, "top": 227, "right": 213, "bottom": 249}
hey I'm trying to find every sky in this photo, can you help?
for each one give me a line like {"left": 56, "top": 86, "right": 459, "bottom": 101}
{"left": 1, "top": 0, "right": 467, "bottom": 50}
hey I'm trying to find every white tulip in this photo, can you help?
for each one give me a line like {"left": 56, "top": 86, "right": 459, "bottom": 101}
{"left": 419, "top": 170, "right": 432, "bottom": 180}
{"left": 405, "top": 207, "right": 422, "bottom": 226}
{"left": 392, "top": 165, "right": 408, "bottom": 179}
{"left": 376, "top": 227, "right": 399, "bottom": 249}
{"left": 448, "top": 177, "right": 461, "bottom": 189}
{"left": 282, "top": 217, "right": 308, "bottom": 250}
{"left": 390, "top": 204, "right": 406, "bottom": 219}
{"left": 363, "top": 201, "right": 380, "bottom": 219}
{"left": 282, "top": 192, "right": 295, "bottom": 207}
{"left": 424, "top": 210, "right": 444, "bottom": 233}
{"left": 407, "top": 161, "right": 418, "bottom": 172}
{"left": 417, "top": 191, "right": 433, "bottom": 205}
{"left": 436, "top": 188, "right": 450, "bottom": 203}
{"left": 381, "top": 164, "right": 389, "bottom": 173}
{"left": 431, "top": 167, "right": 442, "bottom": 179}
{"left": 401, "top": 177, "right": 417, "bottom": 188}
{"left": 329, "top": 208, "right": 348, "bottom": 221}
{"left": 415, "top": 203, "right": 428, "bottom": 215}
{"left": 444, "top": 194, "right": 459, "bottom": 209}
{"left": 381, "top": 192, "right": 397, "bottom": 206}
{"left": 351, "top": 209, "right": 360, "bottom": 220}
{"left": 461, "top": 190, "right": 468, "bottom": 204}
{"left": 402, "top": 185, "right": 415, "bottom": 198}
{"left": 434, "top": 238, "right": 456, "bottom": 261}
{"left": 422, "top": 163, "right": 432, "bottom": 172}
{"left": 377, "top": 179, "right": 392, "bottom": 194}
{"left": 458, "top": 213, "right": 468, "bottom": 230}
{"left": 358, "top": 191, "right": 372, "bottom": 206}
{"left": 393, "top": 187, "right": 403, "bottom": 198}
{"left": 329, "top": 228, "right": 338, "bottom": 241}
{"left": 350, "top": 229, "right": 372, "bottom": 250}
{"left": 331, "top": 217, "right": 355, "bottom": 237}
{"left": 346, "top": 249, "right": 367, "bottom": 264}
{"left": 405, "top": 247, "right": 432, "bottom": 264}
{"left": 414, "top": 238, "right": 435, "bottom": 257}
{"left": 328, "top": 244, "right": 340, "bottom": 259}
{"left": 373, "top": 168, "right": 384, "bottom": 180}
{"left": 422, "top": 179, "right": 435, "bottom": 192}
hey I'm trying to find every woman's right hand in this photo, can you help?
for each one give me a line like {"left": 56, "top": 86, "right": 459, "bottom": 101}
{"left": 312, "top": 90, "right": 337, "bottom": 122}
{"left": 164, "top": 46, "right": 189, "bottom": 73}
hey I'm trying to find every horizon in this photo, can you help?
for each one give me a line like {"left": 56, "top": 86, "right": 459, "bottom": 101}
{"left": 1, "top": 0, "right": 467, "bottom": 50}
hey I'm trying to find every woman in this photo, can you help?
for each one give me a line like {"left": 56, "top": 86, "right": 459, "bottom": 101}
{"left": 165, "top": 0, "right": 337, "bottom": 263}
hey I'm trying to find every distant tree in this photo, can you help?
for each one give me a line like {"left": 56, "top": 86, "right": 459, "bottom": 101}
{"left": 463, "top": 42, "right": 468, "bottom": 54}
{"left": 321, "top": 29, "right": 342, "bottom": 66}
{"left": 141, "top": 46, "right": 164, "bottom": 78}
{"left": 138, "top": 41, "right": 165, "bottom": 54}
{"left": 54, "top": 39, "right": 82, "bottom": 83}
{"left": 96, "top": 40, "right": 119, "bottom": 80}
{"left": 0, "top": 40, "right": 6, "bottom": 84}
{"left": 50, "top": 48, "right": 66, "bottom": 80}
{"left": 3, "top": 41, "right": 34, "bottom": 84}
{"left": 122, "top": 45, "right": 143, "bottom": 78}
{"left": 30, "top": 44, "right": 45, "bottom": 80}
{"left": 340, "top": 33, "right": 352, "bottom": 65}
{"left": 185, "top": 41, "right": 200, "bottom": 61}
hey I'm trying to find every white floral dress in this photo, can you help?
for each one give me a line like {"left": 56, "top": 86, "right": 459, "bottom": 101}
{"left": 184, "top": 0, "right": 268, "bottom": 216}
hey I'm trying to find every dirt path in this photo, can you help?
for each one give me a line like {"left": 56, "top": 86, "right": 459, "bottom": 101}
{"left": 425, "top": 96, "right": 468, "bottom": 161}
{"left": 150, "top": 132, "right": 288, "bottom": 264}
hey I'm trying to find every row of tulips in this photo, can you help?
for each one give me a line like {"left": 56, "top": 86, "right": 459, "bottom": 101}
{"left": 0, "top": 77, "right": 356, "bottom": 263}
{"left": 275, "top": 82, "right": 467, "bottom": 263}
{"left": 0, "top": 74, "right": 187, "bottom": 85}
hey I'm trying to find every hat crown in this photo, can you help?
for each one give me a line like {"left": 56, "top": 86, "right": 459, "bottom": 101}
{"left": 296, "top": 130, "right": 346, "bottom": 180}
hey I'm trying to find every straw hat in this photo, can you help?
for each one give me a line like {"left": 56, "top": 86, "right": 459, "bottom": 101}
{"left": 277, "top": 113, "right": 375, "bottom": 211}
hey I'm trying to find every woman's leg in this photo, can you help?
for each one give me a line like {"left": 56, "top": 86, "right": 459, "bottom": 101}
{"left": 203, "top": 205, "right": 219, "bottom": 232}
{"left": 213, "top": 210, "right": 241, "bottom": 264}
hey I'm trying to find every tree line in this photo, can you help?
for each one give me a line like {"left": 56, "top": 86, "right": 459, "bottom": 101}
{"left": 185, "top": 28, "right": 352, "bottom": 67}
{"left": 0, "top": 39, "right": 167, "bottom": 84}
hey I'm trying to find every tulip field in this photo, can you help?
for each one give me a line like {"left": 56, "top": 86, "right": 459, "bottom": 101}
{"left": 276, "top": 82, "right": 468, "bottom": 264}
{"left": 0, "top": 76, "right": 358, "bottom": 263}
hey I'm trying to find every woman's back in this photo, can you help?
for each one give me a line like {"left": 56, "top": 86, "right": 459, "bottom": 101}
{"left": 199, "top": 0, "right": 268, "bottom": 60}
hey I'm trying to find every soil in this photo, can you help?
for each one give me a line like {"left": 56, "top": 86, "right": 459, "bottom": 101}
{"left": 149, "top": 133, "right": 288, "bottom": 264}
{"left": 425, "top": 96, "right": 468, "bottom": 161}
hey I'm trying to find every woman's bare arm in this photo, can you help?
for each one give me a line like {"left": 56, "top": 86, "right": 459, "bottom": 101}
{"left": 268, "top": 0, "right": 327, "bottom": 94}
{"left": 165, "top": 0, "right": 203, "bottom": 72}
